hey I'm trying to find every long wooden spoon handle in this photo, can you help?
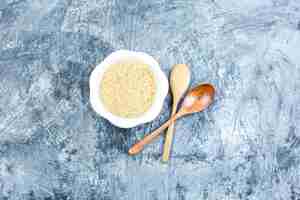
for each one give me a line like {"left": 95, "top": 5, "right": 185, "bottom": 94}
{"left": 162, "top": 105, "right": 177, "bottom": 161}
{"left": 128, "top": 114, "right": 181, "bottom": 155}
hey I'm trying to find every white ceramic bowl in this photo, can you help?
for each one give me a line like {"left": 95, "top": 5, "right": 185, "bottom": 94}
{"left": 90, "top": 50, "right": 169, "bottom": 128}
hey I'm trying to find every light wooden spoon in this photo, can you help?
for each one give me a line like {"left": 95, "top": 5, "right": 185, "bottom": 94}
{"left": 162, "top": 64, "right": 190, "bottom": 162}
{"left": 128, "top": 83, "right": 215, "bottom": 155}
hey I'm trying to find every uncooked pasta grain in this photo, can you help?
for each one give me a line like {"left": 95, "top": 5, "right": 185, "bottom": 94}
{"left": 100, "top": 61, "right": 156, "bottom": 118}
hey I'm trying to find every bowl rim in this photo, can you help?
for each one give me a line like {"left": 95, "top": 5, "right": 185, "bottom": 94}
{"left": 89, "top": 49, "right": 169, "bottom": 128}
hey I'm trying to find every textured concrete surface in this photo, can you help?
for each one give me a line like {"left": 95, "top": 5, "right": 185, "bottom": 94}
{"left": 1, "top": 0, "right": 300, "bottom": 199}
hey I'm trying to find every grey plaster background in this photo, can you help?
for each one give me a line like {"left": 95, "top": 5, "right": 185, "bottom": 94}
{"left": 1, "top": 0, "right": 300, "bottom": 199}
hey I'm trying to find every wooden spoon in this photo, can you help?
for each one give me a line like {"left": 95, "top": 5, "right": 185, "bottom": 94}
{"left": 162, "top": 64, "right": 190, "bottom": 162}
{"left": 128, "top": 83, "right": 215, "bottom": 155}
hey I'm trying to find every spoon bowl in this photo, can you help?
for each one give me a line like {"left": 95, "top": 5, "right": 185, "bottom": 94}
{"left": 180, "top": 83, "right": 215, "bottom": 115}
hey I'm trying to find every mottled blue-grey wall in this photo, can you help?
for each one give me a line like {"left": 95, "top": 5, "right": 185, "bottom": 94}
{"left": 1, "top": 0, "right": 300, "bottom": 199}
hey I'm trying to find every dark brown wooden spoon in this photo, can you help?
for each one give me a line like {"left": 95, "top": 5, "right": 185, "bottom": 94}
{"left": 128, "top": 83, "right": 215, "bottom": 155}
